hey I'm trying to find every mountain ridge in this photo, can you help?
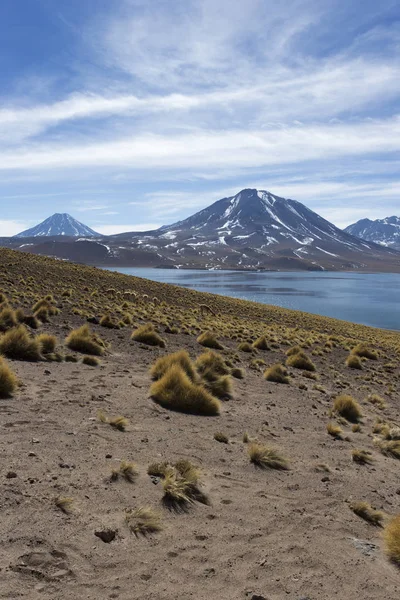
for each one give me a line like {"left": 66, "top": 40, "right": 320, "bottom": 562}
{"left": 345, "top": 215, "right": 400, "bottom": 249}
{"left": 3, "top": 188, "right": 400, "bottom": 272}
{"left": 14, "top": 213, "right": 100, "bottom": 238}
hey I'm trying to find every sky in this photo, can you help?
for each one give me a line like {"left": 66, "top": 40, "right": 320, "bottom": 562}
{"left": 0, "top": 0, "right": 399, "bottom": 236}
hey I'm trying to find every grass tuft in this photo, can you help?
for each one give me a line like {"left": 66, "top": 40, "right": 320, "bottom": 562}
{"left": 0, "top": 358, "right": 18, "bottom": 398}
{"left": 264, "top": 363, "right": 289, "bottom": 384}
{"left": 383, "top": 514, "right": 400, "bottom": 565}
{"left": 326, "top": 422, "right": 343, "bottom": 438}
{"left": 214, "top": 431, "right": 229, "bottom": 443}
{"left": 197, "top": 331, "right": 224, "bottom": 350}
{"left": 54, "top": 496, "right": 74, "bottom": 514}
{"left": 131, "top": 323, "right": 166, "bottom": 347}
{"left": 248, "top": 442, "right": 289, "bottom": 470}
{"left": 150, "top": 350, "right": 197, "bottom": 382}
{"left": 286, "top": 351, "right": 316, "bottom": 372}
{"left": 66, "top": 325, "right": 104, "bottom": 356}
{"left": 125, "top": 507, "right": 162, "bottom": 536}
{"left": 0, "top": 325, "right": 42, "bottom": 361}
{"left": 150, "top": 364, "right": 220, "bottom": 415}
{"left": 333, "top": 394, "right": 362, "bottom": 423}
{"left": 350, "top": 501, "right": 384, "bottom": 526}
{"left": 352, "top": 449, "right": 373, "bottom": 465}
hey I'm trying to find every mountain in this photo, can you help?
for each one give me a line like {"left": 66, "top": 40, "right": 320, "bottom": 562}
{"left": 344, "top": 216, "right": 400, "bottom": 250}
{"left": 2, "top": 189, "right": 400, "bottom": 272}
{"left": 14, "top": 213, "right": 100, "bottom": 238}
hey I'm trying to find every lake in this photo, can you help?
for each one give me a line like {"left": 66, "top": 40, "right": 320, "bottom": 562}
{"left": 103, "top": 268, "right": 400, "bottom": 331}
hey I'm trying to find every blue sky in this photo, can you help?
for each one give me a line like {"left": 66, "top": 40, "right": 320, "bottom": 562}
{"left": 0, "top": 0, "right": 399, "bottom": 235}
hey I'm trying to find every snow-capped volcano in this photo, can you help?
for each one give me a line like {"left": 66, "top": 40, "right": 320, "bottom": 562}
{"left": 14, "top": 213, "right": 100, "bottom": 238}
{"left": 344, "top": 216, "right": 400, "bottom": 250}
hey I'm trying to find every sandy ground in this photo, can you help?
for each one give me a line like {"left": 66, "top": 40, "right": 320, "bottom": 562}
{"left": 1, "top": 314, "right": 399, "bottom": 600}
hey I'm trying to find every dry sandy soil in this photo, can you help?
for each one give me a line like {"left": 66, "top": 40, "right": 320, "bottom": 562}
{"left": 0, "top": 248, "right": 399, "bottom": 600}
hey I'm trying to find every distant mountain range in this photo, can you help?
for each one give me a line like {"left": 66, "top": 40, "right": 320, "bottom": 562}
{"left": 15, "top": 213, "right": 100, "bottom": 238}
{"left": 345, "top": 216, "right": 400, "bottom": 250}
{"left": 3, "top": 189, "right": 400, "bottom": 272}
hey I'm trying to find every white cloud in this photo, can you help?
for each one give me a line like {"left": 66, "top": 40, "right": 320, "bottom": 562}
{"left": 0, "top": 219, "right": 28, "bottom": 236}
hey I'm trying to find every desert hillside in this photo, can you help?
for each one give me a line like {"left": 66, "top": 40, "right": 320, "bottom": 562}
{"left": 0, "top": 247, "right": 399, "bottom": 600}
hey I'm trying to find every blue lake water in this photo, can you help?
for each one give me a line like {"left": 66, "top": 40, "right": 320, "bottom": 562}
{"left": 103, "top": 268, "right": 400, "bottom": 331}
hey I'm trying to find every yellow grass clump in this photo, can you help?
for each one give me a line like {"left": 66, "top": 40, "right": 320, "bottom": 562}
{"left": 36, "top": 333, "right": 57, "bottom": 355}
{"left": 150, "top": 350, "right": 197, "bottom": 382}
{"left": 327, "top": 422, "right": 343, "bottom": 438}
{"left": 345, "top": 354, "right": 363, "bottom": 369}
{"left": 333, "top": 394, "right": 362, "bottom": 423}
{"left": 252, "top": 336, "right": 270, "bottom": 350}
{"left": 350, "top": 501, "right": 384, "bottom": 526}
{"left": 248, "top": 442, "right": 289, "bottom": 470}
{"left": 0, "top": 325, "right": 42, "bottom": 361}
{"left": 125, "top": 507, "right": 163, "bottom": 536}
{"left": 0, "top": 307, "right": 18, "bottom": 332}
{"left": 150, "top": 364, "right": 220, "bottom": 415}
{"left": 0, "top": 358, "right": 18, "bottom": 398}
{"left": 264, "top": 363, "right": 289, "bottom": 384}
{"left": 351, "top": 343, "right": 378, "bottom": 360}
{"left": 352, "top": 449, "right": 373, "bottom": 465}
{"left": 286, "top": 351, "right": 316, "bottom": 372}
{"left": 82, "top": 355, "right": 100, "bottom": 366}
{"left": 383, "top": 514, "right": 400, "bottom": 565}
{"left": 131, "top": 323, "right": 166, "bottom": 347}
{"left": 197, "top": 331, "right": 224, "bottom": 350}
{"left": 66, "top": 325, "right": 104, "bottom": 356}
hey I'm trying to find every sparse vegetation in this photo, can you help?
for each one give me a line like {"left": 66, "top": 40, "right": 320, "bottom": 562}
{"left": 286, "top": 350, "right": 316, "bottom": 372}
{"left": 54, "top": 496, "right": 74, "bottom": 514}
{"left": 0, "top": 325, "right": 42, "bottom": 361}
{"left": 125, "top": 507, "right": 162, "bottom": 536}
{"left": 37, "top": 333, "right": 57, "bottom": 354}
{"left": 352, "top": 449, "right": 373, "bottom": 465}
{"left": 383, "top": 514, "right": 400, "bottom": 565}
{"left": 345, "top": 354, "right": 363, "bottom": 369}
{"left": 264, "top": 363, "right": 289, "bottom": 384}
{"left": 350, "top": 501, "right": 384, "bottom": 526}
{"left": 214, "top": 431, "right": 229, "bottom": 443}
{"left": 82, "top": 355, "right": 100, "bottom": 366}
{"left": 131, "top": 323, "right": 166, "bottom": 347}
{"left": 248, "top": 442, "right": 289, "bottom": 470}
{"left": 327, "top": 422, "right": 343, "bottom": 438}
{"left": 197, "top": 331, "right": 224, "bottom": 350}
{"left": 0, "top": 358, "right": 18, "bottom": 398}
{"left": 150, "top": 364, "right": 220, "bottom": 415}
{"left": 66, "top": 325, "right": 104, "bottom": 355}
{"left": 333, "top": 394, "right": 362, "bottom": 422}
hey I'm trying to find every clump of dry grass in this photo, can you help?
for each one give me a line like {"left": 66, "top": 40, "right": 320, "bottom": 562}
{"left": 37, "top": 333, "right": 57, "bottom": 355}
{"left": 0, "top": 358, "right": 18, "bottom": 398}
{"left": 100, "top": 314, "right": 118, "bottom": 329}
{"left": 195, "top": 351, "right": 233, "bottom": 399}
{"left": 252, "top": 336, "right": 270, "bottom": 350}
{"left": 286, "top": 345, "right": 303, "bottom": 356}
{"left": 82, "top": 355, "right": 100, "bottom": 366}
{"left": 231, "top": 367, "right": 245, "bottom": 379}
{"left": 368, "top": 393, "right": 387, "bottom": 410}
{"left": 333, "top": 394, "right": 362, "bottom": 423}
{"left": 66, "top": 325, "right": 104, "bottom": 356}
{"left": 147, "top": 462, "right": 169, "bottom": 478}
{"left": 197, "top": 331, "right": 224, "bottom": 350}
{"left": 327, "top": 422, "right": 343, "bottom": 438}
{"left": 352, "top": 424, "right": 361, "bottom": 433}
{"left": 286, "top": 351, "right": 316, "bottom": 372}
{"left": 350, "top": 501, "right": 384, "bottom": 526}
{"left": 0, "top": 325, "right": 42, "bottom": 361}
{"left": 238, "top": 341, "right": 253, "bottom": 353}
{"left": 214, "top": 431, "right": 229, "bottom": 443}
{"left": 150, "top": 350, "right": 197, "bottom": 382}
{"left": 54, "top": 496, "right": 74, "bottom": 514}
{"left": 351, "top": 343, "right": 378, "bottom": 360}
{"left": 0, "top": 307, "right": 18, "bottom": 332}
{"left": 161, "top": 460, "right": 209, "bottom": 507}
{"left": 98, "top": 410, "right": 128, "bottom": 431}
{"left": 264, "top": 363, "right": 289, "bottom": 384}
{"left": 248, "top": 442, "right": 289, "bottom": 470}
{"left": 383, "top": 514, "right": 400, "bottom": 565}
{"left": 345, "top": 354, "right": 363, "bottom": 369}
{"left": 352, "top": 449, "right": 373, "bottom": 464}
{"left": 111, "top": 461, "right": 138, "bottom": 482}
{"left": 131, "top": 323, "right": 166, "bottom": 347}
{"left": 376, "top": 440, "right": 400, "bottom": 460}
{"left": 125, "top": 507, "right": 162, "bottom": 536}
{"left": 150, "top": 364, "right": 220, "bottom": 415}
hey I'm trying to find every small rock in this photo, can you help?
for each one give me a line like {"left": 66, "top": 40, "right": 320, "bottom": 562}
{"left": 203, "top": 567, "right": 215, "bottom": 578}
{"left": 321, "top": 476, "right": 330, "bottom": 482}
{"left": 28, "top": 452, "right": 37, "bottom": 457}
{"left": 95, "top": 529, "right": 117, "bottom": 543}
{"left": 105, "top": 453, "right": 112, "bottom": 459}
{"left": 44, "top": 370, "right": 51, "bottom": 375}
{"left": 6, "top": 471, "right": 17, "bottom": 479}
{"left": 31, "top": 438, "right": 40, "bottom": 444}
{"left": 251, "top": 595, "right": 268, "bottom": 600}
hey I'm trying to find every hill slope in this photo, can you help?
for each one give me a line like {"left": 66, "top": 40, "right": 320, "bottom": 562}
{"left": 0, "top": 247, "right": 399, "bottom": 600}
